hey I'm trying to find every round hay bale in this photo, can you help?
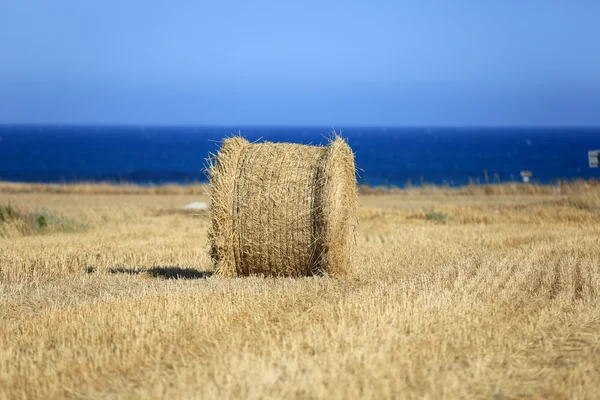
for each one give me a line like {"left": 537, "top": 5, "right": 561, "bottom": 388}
{"left": 208, "top": 135, "right": 357, "bottom": 277}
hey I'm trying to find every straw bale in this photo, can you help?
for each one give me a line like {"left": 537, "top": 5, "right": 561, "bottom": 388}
{"left": 209, "top": 135, "right": 357, "bottom": 277}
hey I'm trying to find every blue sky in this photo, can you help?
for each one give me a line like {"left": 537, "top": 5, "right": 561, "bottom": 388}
{"left": 1, "top": 0, "right": 599, "bottom": 126}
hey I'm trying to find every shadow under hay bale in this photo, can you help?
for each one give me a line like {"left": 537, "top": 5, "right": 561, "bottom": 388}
{"left": 108, "top": 266, "right": 213, "bottom": 279}
{"left": 209, "top": 135, "right": 357, "bottom": 277}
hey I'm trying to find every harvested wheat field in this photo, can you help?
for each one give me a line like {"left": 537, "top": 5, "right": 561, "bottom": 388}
{"left": 1, "top": 181, "right": 599, "bottom": 399}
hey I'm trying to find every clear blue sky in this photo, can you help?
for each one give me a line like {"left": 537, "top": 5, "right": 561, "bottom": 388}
{"left": 1, "top": 0, "right": 599, "bottom": 126}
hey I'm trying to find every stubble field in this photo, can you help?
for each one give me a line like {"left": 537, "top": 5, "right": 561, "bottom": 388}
{"left": 1, "top": 181, "right": 599, "bottom": 399}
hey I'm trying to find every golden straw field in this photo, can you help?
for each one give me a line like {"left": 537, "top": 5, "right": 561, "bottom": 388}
{"left": 1, "top": 181, "right": 599, "bottom": 399}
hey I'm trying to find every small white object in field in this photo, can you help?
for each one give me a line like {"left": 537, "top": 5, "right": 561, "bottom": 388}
{"left": 183, "top": 201, "right": 208, "bottom": 210}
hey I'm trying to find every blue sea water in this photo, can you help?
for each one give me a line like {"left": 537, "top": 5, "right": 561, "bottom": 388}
{"left": 0, "top": 125, "right": 598, "bottom": 187}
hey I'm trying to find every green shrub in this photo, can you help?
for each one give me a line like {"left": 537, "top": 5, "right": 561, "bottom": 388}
{"left": 36, "top": 214, "right": 48, "bottom": 230}
{"left": 0, "top": 204, "right": 14, "bottom": 222}
{"left": 0, "top": 204, "right": 87, "bottom": 237}
{"left": 426, "top": 211, "right": 448, "bottom": 223}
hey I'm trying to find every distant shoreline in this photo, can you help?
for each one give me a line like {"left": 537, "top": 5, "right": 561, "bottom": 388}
{"left": 0, "top": 179, "right": 597, "bottom": 196}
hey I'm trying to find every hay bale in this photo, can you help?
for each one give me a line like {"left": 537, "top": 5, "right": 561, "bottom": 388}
{"left": 209, "top": 135, "right": 357, "bottom": 277}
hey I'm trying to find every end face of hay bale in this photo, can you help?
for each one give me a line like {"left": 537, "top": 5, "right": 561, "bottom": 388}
{"left": 312, "top": 136, "right": 358, "bottom": 276}
{"left": 208, "top": 135, "right": 357, "bottom": 277}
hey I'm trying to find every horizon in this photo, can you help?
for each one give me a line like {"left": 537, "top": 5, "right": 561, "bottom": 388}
{"left": 1, "top": 123, "right": 600, "bottom": 130}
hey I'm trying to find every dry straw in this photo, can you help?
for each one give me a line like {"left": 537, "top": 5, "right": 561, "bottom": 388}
{"left": 208, "top": 135, "right": 357, "bottom": 277}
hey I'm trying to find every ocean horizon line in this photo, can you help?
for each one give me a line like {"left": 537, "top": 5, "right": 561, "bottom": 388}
{"left": 1, "top": 123, "right": 600, "bottom": 130}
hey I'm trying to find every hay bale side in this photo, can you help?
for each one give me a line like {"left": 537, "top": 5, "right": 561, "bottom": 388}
{"left": 209, "top": 136, "right": 357, "bottom": 277}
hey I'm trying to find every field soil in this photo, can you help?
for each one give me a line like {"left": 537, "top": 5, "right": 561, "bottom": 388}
{"left": 1, "top": 182, "right": 599, "bottom": 399}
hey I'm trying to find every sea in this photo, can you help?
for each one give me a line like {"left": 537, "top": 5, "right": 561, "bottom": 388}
{"left": 0, "top": 125, "right": 598, "bottom": 187}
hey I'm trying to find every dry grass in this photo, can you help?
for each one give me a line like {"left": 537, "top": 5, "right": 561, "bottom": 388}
{"left": 1, "top": 182, "right": 599, "bottom": 399}
{"left": 0, "top": 181, "right": 208, "bottom": 195}
{"left": 360, "top": 178, "right": 600, "bottom": 196}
